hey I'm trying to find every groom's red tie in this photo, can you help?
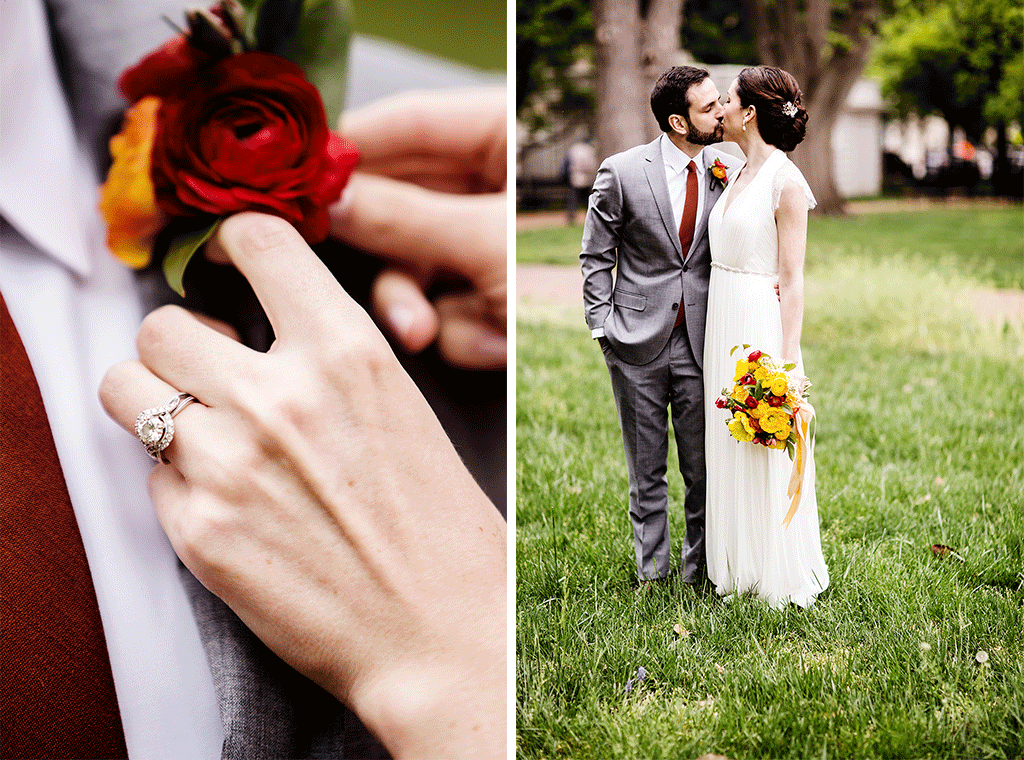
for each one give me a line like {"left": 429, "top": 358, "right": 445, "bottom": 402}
{"left": 674, "top": 159, "right": 698, "bottom": 328}
{"left": 0, "top": 294, "right": 128, "bottom": 759}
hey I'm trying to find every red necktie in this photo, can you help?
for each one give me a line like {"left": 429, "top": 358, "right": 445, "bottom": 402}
{"left": 1, "top": 294, "right": 128, "bottom": 759}
{"left": 674, "top": 159, "right": 698, "bottom": 327}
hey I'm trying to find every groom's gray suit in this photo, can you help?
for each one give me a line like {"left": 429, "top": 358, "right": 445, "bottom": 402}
{"left": 581, "top": 136, "right": 736, "bottom": 581}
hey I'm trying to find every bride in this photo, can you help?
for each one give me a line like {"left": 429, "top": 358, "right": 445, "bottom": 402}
{"left": 703, "top": 66, "right": 829, "bottom": 608}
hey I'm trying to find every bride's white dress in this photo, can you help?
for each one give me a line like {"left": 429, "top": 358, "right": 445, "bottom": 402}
{"left": 703, "top": 148, "right": 829, "bottom": 608}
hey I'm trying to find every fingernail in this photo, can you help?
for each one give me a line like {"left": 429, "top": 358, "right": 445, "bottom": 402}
{"left": 388, "top": 303, "right": 417, "bottom": 338}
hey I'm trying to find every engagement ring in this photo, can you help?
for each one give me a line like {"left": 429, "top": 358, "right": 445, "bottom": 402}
{"left": 135, "top": 392, "right": 198, "bottom": 463}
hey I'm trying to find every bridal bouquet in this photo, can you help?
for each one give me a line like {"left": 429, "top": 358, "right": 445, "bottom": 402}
{"left": 716, "top": 346, "right": 807, "bottom": 456}
{"left": 716, "top": 346, "right": 816, "bottom": 527}
{"left": 99, "top": 0, "right": 360, "bottom": 295}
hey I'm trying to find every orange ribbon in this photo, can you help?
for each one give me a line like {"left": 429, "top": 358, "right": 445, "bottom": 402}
{"left": 783, "top": 401, "right": 815, "bottom": 528}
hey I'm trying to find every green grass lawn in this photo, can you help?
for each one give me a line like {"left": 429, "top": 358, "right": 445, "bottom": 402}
{"left": 518, "top": 207, "right": 1024, "bottom": 291}
{"left": 516, "top": 207, "right": 1024, "bottom": 759}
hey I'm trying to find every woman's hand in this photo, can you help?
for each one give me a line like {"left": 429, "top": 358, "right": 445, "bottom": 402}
{"left": 100, "top": 213, "right": 506, "bottom": 759}
{"left": 328, "top": 88, "right": 506, "bottom": 370}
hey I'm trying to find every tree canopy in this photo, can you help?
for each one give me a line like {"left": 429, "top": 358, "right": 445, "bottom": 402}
{"left": 870, "top": 0, "right": 1024, "bottom": 138}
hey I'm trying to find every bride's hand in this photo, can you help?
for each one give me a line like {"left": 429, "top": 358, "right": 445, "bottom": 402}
{"left": 328, "top": 88, "right": 506, "bottom": 370}
{"left": 100, "top": 213, "right": 506, "bottom": 759}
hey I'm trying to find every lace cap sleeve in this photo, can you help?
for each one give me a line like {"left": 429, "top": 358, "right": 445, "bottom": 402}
{"left": 771, "top": 159, "right": 816, "bottom": 212}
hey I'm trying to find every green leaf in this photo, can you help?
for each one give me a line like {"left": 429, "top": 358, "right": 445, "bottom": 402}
{"left": 785, "top": 439, "right": 795, "bottom": 460}
{"left": 162, "top": 220, "right": 221, "bottom": 297}
{"left": 783, "top": 363, "right": 797, "bottom": 371}
{"left": 753, "top": 383, "right": 765, "bottom": 401}
{"left": 238, "top": 0, "right": 353, "bottom": 126}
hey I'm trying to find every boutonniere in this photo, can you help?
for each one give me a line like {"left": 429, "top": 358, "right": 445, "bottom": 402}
{"left": 710, "top": 158, "right": 729, "bottom": 189}
{"left": 99, "top": 0, "right": 360, "bottom": 295}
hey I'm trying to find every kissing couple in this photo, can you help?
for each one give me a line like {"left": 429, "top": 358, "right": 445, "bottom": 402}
{"left": 581, "top": 65, "right": 829, "bottom": 608}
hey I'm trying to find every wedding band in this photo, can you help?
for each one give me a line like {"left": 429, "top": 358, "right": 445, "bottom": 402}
{"left": 135, "top": 392, "right": 198, "bottom": 463}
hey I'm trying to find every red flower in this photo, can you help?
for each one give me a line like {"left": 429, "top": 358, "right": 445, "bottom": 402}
{"left": 745, "top": 396, "right": 758, "bottom": 409}
{"left": 711, "top": 158, "right": 728, "bottom": 187}
{"left": 119, "top": 36, "right": 214, "bottom": 102}
{"left": 747, "top": 350, "right": 762, "bottom": 363}
{"left": 149, "top": 52, "right": 359, "bottom": 243}
{"left": 740, "top": 373, "right": 755, "bottom": 386}
{"left": 767, "top": 394, "right": 785, "bottom": 407}
{"left": 715, "top": 397, "right": 728, "bottom": 409}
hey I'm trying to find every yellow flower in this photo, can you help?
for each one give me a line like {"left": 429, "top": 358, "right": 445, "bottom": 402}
{"left": 99, "top": 97, "right": 164, "bottom": 268}
{"left": 753, "top": 366, "right": 769, "bottom": 382}
{"left": 774, "top": 429, "right": 790, "bottom": 440}
{"left": 728, "top": 413, "right": 755, "bottom": 443}
{"left": 760, "top": 408, "right": 790, "bottom": 434}
{"left": 731, "top": 386, "right": 750, "bottom": 404}
{"left": 769, "top": 375, "right": 789, "bottom": 396}
{"left": 733, "top": 360, "right": 750, "bottom": 382}
{"left": 748, "top": 400, "right": 769, "bottom": 419}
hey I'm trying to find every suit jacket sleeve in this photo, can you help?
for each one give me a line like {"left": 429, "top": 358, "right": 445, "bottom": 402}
{"left": 580, "top": 158, "right": 622, "bottom": 333}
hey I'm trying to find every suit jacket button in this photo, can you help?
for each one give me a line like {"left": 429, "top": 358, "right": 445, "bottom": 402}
{"left": 672, "top": 302, "right": 679, "bottom": 309}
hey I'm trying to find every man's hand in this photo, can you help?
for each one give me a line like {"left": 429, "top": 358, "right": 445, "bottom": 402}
{"left": 328, "top": 88, "right": 506, "bottom": 370}
{"left": 100, "top": 213, "right": 506, "bottom": 759}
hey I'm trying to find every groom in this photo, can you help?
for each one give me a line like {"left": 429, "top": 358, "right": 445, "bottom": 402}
{"left": 581, "top": 66, "right": 737, "bottom": 584}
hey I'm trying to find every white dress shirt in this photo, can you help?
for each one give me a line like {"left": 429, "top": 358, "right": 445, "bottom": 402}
{"left": 0, "top": 1, "right": 223, "bottom": 757}
{"left": 661, "top": 133, "right": 707, "bottom": 245}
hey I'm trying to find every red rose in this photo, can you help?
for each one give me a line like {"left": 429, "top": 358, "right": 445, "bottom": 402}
{"left": 119, "top": 36, "right": 213, "bottom": 102}
{"left": 747, "top": 350, "right": 762, "bottom": 363}
{"left": 150, "top": 52, "right": 359, "bottom": 243}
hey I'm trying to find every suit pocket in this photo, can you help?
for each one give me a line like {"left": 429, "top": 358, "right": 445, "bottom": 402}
{"left": 613, "top": 289, "right": 647, "bottom": 312}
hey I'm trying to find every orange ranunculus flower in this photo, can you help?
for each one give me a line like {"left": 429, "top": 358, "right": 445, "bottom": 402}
{"left": 99, "top": 97, "right": 164, "bottom": 268}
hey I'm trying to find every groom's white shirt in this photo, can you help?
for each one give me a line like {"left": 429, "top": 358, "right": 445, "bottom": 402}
{"left": 591, "top": 135, "right": 709, "bottom": 340}
{"left": 0, "top": 1, "right": 224, "bottom": 757}
{"left": 661, "top": 136, "right": 707, "bottom": 238}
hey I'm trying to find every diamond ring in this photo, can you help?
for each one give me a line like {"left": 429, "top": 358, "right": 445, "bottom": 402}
{"left": 135, "top": 392, "right": 198, "bottom": 463}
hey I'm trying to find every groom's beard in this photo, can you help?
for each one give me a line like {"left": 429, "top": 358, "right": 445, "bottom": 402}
{"left": 686, "top": 118, "right": 723, "bottom": 146}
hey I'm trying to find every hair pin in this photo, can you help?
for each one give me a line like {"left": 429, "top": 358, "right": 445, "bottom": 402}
{"left": 781, "top": 101, "right": 798, "bottom": 118}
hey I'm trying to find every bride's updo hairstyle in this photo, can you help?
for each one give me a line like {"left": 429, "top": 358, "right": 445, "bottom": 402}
{"left": 736, "top": 66, "right": 808, "bottom": 152}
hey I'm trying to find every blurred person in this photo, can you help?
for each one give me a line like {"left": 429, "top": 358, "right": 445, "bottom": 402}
{"left": 0, "top": 0, "right": 506, "bottom": 757}
{"left": 565, "top": 137, "right": 597, "bottom": 225}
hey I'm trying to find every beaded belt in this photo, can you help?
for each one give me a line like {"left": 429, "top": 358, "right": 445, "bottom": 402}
{"left": 711, "top": 261, "right": 775, "bottom": 278}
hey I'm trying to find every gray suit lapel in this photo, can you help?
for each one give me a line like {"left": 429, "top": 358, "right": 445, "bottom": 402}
{"left": 642, "top": 138, "right": 682, "bottom": 258}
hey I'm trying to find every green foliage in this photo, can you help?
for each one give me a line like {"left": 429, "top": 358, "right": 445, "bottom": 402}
{"left": 678, "top": 0, "right": 757, "bottom": 65}
{"left": 870, "top": 0, "right": 1024, "bottom": 135}
{"left": 516, "top": 211, "right": 1024, "bottom": 758}
{"left": 516, "top": 0, "right": 594, "bottom": 133}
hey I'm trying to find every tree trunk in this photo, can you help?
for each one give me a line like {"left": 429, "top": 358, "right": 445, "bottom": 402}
{"left": 742, "top": 0, "right": 881, "bottom": 215}
{"left": 594, "top": 0, "right": 647, "bottom": 159}
{"left": 640, "top": 0, "right": 687, "bottom": 141}
{"left": 593, "top": 0, "right": 685, "bottom": 160}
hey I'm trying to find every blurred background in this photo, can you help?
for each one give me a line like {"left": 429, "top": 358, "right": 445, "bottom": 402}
{"left": 352, "top": 0, "right": 505, "bottom": 71}
{"left": 517, "top": 0, "right": 1023, "bottom": 216}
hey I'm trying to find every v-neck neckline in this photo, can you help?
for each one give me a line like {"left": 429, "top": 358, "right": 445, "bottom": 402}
{"left": 719, "top": 149, "right": 780, "bottom": 219}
